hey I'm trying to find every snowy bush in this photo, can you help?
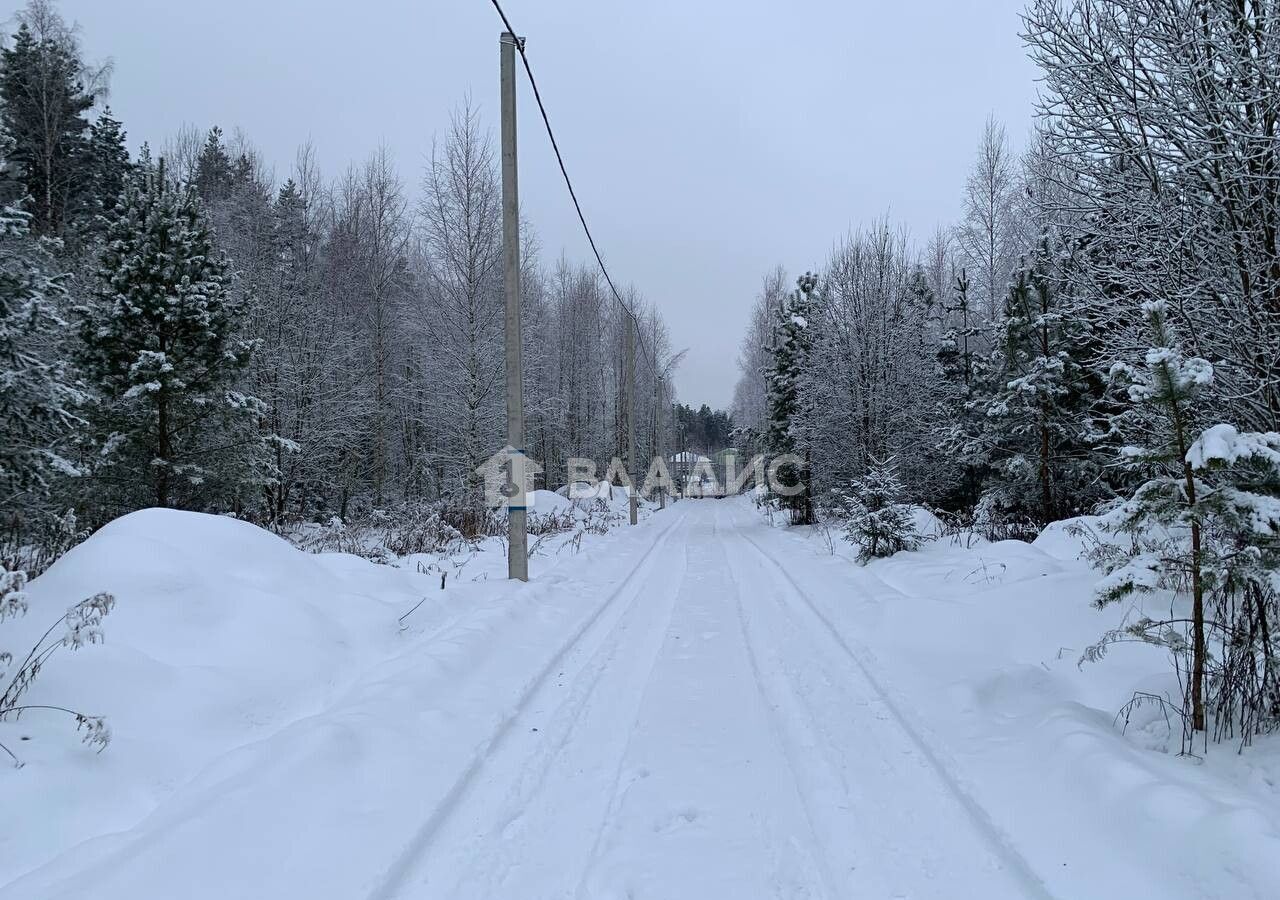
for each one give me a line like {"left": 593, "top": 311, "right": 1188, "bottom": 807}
{"left": 839, "top": 458, "right": 921, "bottom": 563}
{"left": 0, "top": 564, "right": 114, "bottom": 765}
{"left": 1, "top": 508, "right": 89, "bottom": 580}
{"left": 572, "top": 497, "right": 623, "bottom": 535}
{"left": 383, "top": 507, "right": 466, "bottom": 557}
{"left": 973, "top": 487, "right": 1041, "bottom": 544}
{"left": 292, "top": 502, "right": 493, "bottom": 563}
{"left": 527, "top": 507, "right": 576, "bottom": 536}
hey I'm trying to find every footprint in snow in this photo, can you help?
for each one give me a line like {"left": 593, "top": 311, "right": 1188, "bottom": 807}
{"left": 653, "top": 807, "right": 702, "bottom": 834}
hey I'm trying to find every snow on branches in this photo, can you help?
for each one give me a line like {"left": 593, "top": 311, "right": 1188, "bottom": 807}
{"left": 838, "top": 458, "right": 921, "bottom": 563}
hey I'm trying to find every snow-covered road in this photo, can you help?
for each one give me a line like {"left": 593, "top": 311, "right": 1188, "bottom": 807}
{"left": 10, "top": 498, "right": 1277, "bottom": 899}
{"left": 372, "top": 500, "right": 1051, "bottom": 900}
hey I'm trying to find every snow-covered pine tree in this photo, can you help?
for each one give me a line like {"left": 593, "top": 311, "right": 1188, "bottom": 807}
{"left": 766, "top": 272, "right": 819, "bottom": 525}
{"left": 977, "top": 236, "right": 1103, "bottom": 532}
{"left": 76, "top": 155, "right": 270, "bottom": 515}
{"left": 0, "top": 116, "right": 83, "bottom": 525}
{"left": 1090, "top": 299, "right": 1214, "bottom": 734}
{"left": 1182, "top": 424, "right": 1280, "bottom": 742}
{"left": 1091, "top": 299, "right": 1280, "bottom": 744}
{"left": 840, "top": 457, "right": 920, "bottom": 563}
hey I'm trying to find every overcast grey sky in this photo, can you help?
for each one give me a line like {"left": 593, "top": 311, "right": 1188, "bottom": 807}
{"left": 20, "top": 0, "right": 1039, "bottom": 409}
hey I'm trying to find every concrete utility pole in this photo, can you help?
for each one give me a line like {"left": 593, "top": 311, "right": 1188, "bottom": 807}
{"left": 624, "top": 314, "right": 638, "bottom": 525}
{"left": 656, "top": 376, "right": 666, "bottom": 510}
{"left": 501, "top": 31, "right": 528, "bottom": 581}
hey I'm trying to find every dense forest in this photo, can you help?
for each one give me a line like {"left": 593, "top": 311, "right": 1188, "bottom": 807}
{"left": 0, "top": 0, "right": 681, "bottom": 567}
{"left": 671, "top": 403, "right": 733, "bottom": 456}
{"left": 733, "top": 0, "right": 1280, "bottom": 743}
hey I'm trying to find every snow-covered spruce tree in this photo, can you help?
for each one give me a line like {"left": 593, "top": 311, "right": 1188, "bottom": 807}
{"left": 76, "top": 155, "right": 271, "bottom": 516}
{"left": 0, "top": 117, "right": 83, "bottom": 537}
{"left": 82, "top": 107, "right": 131, "bottom": 230}
{"left": 193, "top": 126, "right": 235, "bottom": 205}
{"left": 899, "top": 262, "right": 958, "bottom": 505}
{"left": 840, "top": 457, "right": 920, "bottom": 563}
{"left": 976, "top": 237, "right": 1104, "bottom": 534}
{"left": 1089, "top": 300, "right": 1215, "bottom": 736}
{"left": 766, "top": 272, "right": 819, "bottom": 525}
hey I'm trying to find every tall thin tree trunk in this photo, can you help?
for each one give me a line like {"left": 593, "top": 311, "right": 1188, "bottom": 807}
{"left": 156, "top": 394, "right": 171, "bottom": 508}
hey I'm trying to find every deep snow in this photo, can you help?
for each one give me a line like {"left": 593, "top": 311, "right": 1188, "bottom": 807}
{"left": 2, "top": 498, "right": 1278, "bottom": 898}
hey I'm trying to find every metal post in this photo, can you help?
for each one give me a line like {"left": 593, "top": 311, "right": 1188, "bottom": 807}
{"left": 625, "top": 315, "right": 638, "bottom": 525}
{"left": 501, "top": 32, "right": 528, "bottom": 581}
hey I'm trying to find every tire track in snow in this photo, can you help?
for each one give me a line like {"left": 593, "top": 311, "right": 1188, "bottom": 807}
{"left": 435, "top": 521, "right": 691, "bottom": 898}
{"left": 365, "top": 506, "right": 689, "bottom": 900}
{"left": 571, "top": 503, "right": 835, "bottom": 899}
{"left": 567, "top": 532, "right": 697, "bottom": 900}
{"left": 717, "top": 505, "right": 845, "bottom": 900}
{"left": 730, "top": 521, "right": 994, "bottom": 895}
{"left": 730, "top": 505, "right": 1061, "bottom": 900}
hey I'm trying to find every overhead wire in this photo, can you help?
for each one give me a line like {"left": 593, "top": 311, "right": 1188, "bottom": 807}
{"left": 485, "top": 0, "right": 662, "bottom": 378}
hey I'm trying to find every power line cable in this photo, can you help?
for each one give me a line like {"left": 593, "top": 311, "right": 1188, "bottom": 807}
{"left": 485, "top": 0, "right": 661, "bottom": 376}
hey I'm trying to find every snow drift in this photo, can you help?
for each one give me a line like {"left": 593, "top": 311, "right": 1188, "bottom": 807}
{"left": 0, "top": 508, "right": 411, "bottom": 881}
{"left": 766, "top": 508, "right": 1280, "bottom": 900}
{"left": 0, "top": 503, "right": 671, "bottom": 898}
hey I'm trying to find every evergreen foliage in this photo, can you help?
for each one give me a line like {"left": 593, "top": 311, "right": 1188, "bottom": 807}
{"left": 935, "top": 268, "right": 993, "bottom": 513}
{"left": 975, "top": 237, "right": 1104, "bottom": 533}
{"left": 840, "top": 457, "right": 920, "bottom": 562}
{"left": 766, "top": 273, "right": 818, "bottom": 525}
{"left": 0, "top": 13, "right": 96, "bottom": 237}
{"left": 83, "top": 107, "right": 130, "bottom": 225}
{"left": 76, "top": 156, "right": 270, "bottom": 514}
{"left": 1086, "top": 300, "right": 1280, "bottom": 741}
{"left": 0, "top": 117, "right": 82, "bottom": 518}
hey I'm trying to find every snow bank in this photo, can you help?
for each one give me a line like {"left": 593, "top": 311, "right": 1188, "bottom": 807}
{"left": 1030, "top": 516, "right": 1094, "bottom": 562}
{"left": 0, "top": 509, "right": 413, "bottom": 881}
{"left": 527, "top": 489, "right": 573, "bottom": 513}
{"left": 558, "top": 479, "right": 615, "bottom": 500}
{"left": 763, "top": 506, "right": 1280, "bottom": 899}
{"left": 909, "top": 505, "right": 946, "bottom": 539}
{"left": 0, "top": 502, "right": 677, "bottom": 897}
